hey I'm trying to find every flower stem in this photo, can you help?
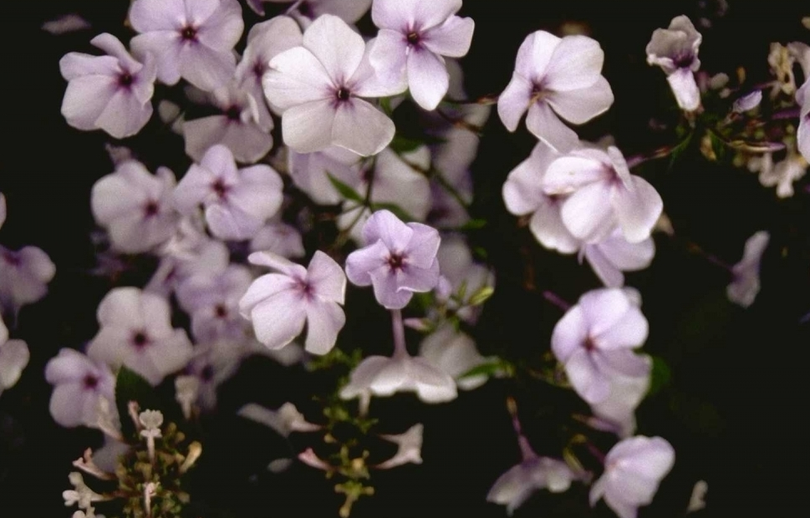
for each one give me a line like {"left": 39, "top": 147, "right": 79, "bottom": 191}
{"left": 391, "top": 309, "right": 407, "bottom": 357}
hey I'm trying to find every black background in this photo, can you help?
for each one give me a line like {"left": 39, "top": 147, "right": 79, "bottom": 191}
{"left": 1, "top": 1, "right": 808, "bottom": 517}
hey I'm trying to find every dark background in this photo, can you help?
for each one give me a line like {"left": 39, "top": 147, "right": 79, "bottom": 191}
{"left": 1, "top": 1, "right": 809, "bottom": 517}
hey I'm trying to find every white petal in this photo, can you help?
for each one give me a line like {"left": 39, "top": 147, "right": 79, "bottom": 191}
{"left": 249, "top": 290, "right": 307, "bottom": 349}
{"left": 331, "top": 99, "right": 395, "bottom": 156}
{"left": 307, "top": 251, "right": 346, "bottom": 303}
{"left": 423, "top": 16, "right": 474, "bottom": 58}
{"left": 303, "top": 14, "right": 365, "bottom": 81}
{"left": 497, "top": 73, "right": 532, "bottom": 132}
{"left": 560, "top": 182, "right": 617, "bottom": 243}
{"left": 281, "top": 99, "right": 336, "bottom": 153}
{"left": 526, "top": 102, "right": 580, "bottom": 153}
{"left": 547, "top": 76, "right": 614, "bottom": 125}
{"left": 666, "top": 68, "right": 701, "bottom": 111}
{"left": 303, "top": 299, "right": 345, "bottom": 354}
{"left": 264, "top": 47, "right": 332, "bottom": 111}
{"left": 611, "top": 176, "right": 663, "bottom": 244}
{"left": 407, "top": 49, "right": 449, "bottom": 110}
{"left": 544, "top": 35, "right": 605, "bottom": 92}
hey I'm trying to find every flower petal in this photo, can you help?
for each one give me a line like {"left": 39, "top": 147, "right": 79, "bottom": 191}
{"left": 331, "top": 98, "right": 395, "bottom": 156}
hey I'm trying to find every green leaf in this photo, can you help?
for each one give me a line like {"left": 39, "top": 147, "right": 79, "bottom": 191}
{"left": 115, "top": 366, "right": 163, "bottom": 439}
{"left": 326, "top": 172, "right": 364, "bottom": 203}
{"left": 459, "top": 219, "right": 487, "bottom": 231}
{"left": 370, "top": 202, "right": 414, "bottom": 222}
{"left": 458, "top": 360, "right": 508, "bottom": 380}
{"left": 647, "top": 356, "right": 671, "bottom": 396}
{"left": 389, "top": 134, "right": 423, "bottom": 154}
{"left": 669, "top": 132, "right": 693, "bottom": 168}
{"left": 468, "top": 286, "right": 495, "bottom": 306}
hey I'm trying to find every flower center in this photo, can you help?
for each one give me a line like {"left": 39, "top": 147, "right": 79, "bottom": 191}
{"left": 211, "top": 179, "right": 229, "bottom": 199}
{"left": 118, "top": 72, "right": 134, "bottom": 88}
{"left": 672, "top": 51, "right": 694, "bottom": 69}
{"left": 225, "top": 105, "right": 241, "bottom": 121}
{"left": 253, "top": 61, "right": 265, "bottom": 79}
{"left": 143, "top": 200, "right": 160, "bottom": 218}
{"left": 180, "top": 25, "right": 198, "bottom": 42}
{"left": 201, "top": 365, "right": 215, "bottom": 382}
{"left": 407, "top": 32, "right": 421, "bottom": 46}
{"left": 83, "top": 375, "right": 99, "bottom": 390}
{"left": 584, "top": 336, "right": 597, "bottom": 351}
{"left": 336, "top": 87, "right": 351, "bottom": 102}
{"left": 387, "top": 253, "right": 405, "bottom": 271}
{"left": 214, "top": 304, "right": 228, "bottom": 318}
{"left": 132, "top": 331, "right": 150, "bottom": 349}
{"left": 2, "top": 251, "right": 20, "bottom": 267}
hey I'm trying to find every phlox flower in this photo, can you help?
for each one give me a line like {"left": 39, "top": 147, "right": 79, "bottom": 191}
{"left": 176, "top": 264, "right": 253, "bottom": 342}
{"left": 498, "top": 30, "right": 614, "bottom": 151}
{"left": 435, "top": 236, "right": 494, "bottom": 323}
{"left": 0, "top": 244, "right": 56, "bottom": 314}
{"left": 238, "top": 402, "right": 320, "bottom": 437}
{"left": 129, "top": 0, "right": 244, "bottom": 91}
{"left": 588, "top": 357, "right": 652, "bottom": 438}
{"left": 234, "top": 16, "right": 303, "bottom": 128}
{"left": 543, "top": 146, "right": 663, "bottom": 244}
{"left": 86, "top": 287, "right": 193, "bottom": 385}
{"left": 239, "top": 250, "right": 347, "bottom": 354}
{"left": 727, "top": 231, "right": 769, "bottom": 308}
{"left": 590, "top": 436, "right": 675, "bottom": 518}
{"left": 551, "top": 288, "right": 650, "bottom": 404}
{"left": 287, "top": 146, "right": 364, "bottom": 205}
{"left": 45, "top": 349, "right": 115, "bottom": 427}
{"left": 263, "top": 14, "right": 400, "bottom": 156}
{"left": 250, "top": 220, "right": 306, "bottom": 259}
{"left": 487, "top": 456, "right": 578, "bottom": 515}
{"left": 377, "top": 423, "right": 424, "bottom": 469}
{"left": 646, "top": 15, "right": 702, "bottom": 111}
{"left": 173, "top": 145, "right": 284, "bottom": 241}
{"left": 180, "top": 341, "right": 244, "bottom": 411}
{"left": 183, "top": 82, "right": 274, "bottom": 164}
{"left": 91, "top": 161, "right": 179, "bottom": 254}
{"left": 369, "top": 0, "right": 475, "bottom": 110}
{"left": 419, "top": 323, "right": 491, "bottom": 390}
{"left": 0, "top": 339, "right": 29, "bottom": 397}
{"left": 582, "top": 230, "right": 656, "bottom": 288}
{"left": 60, "top": 33, "right": 156, "bottom": 138}
{"left": 345, "top": 209, "right": 441, "bottom": 310}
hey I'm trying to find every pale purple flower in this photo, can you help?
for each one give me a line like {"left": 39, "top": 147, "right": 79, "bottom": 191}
{"left": 727, "top": 231, "right": 769, "bottom": 308}
{"left": 345, "top": 210, "right": 441, "bottom": 310}
{"left": 288, "top": 146, "right": 364, "bottom": 205}
{"left": 487, "top": 456, "right": 578, "bottom": 515}
{"left": 181, "top": 341, "right": 243, "bottom": 410}
{"left": 419, "top": 323, "right": 490, "bottom": 390}
{"left": 173, "top": 145, "right": 284, "bottom": 241}
{"left": 250, "top": 221, "right": 306, "bottom": 259}
{"left": 86, "top": 287, "right": 194, "bottom": 385}
{"left": 551, "top": 288, "right": 650, "bottom": 404}
{"left": 687, "top": 480, "right": 708, "bottom": 513}
{"left": 234, "top": 16, "right": 303, "bottom": 128}
{"left": 543, "top": 146, "right": 663, "bottom": 244}
{"left": 502, "top": 140, "right": 580, "bottom": 253}
{"left": 238, "top": 402, "right": 320, "bottom": 437}
{"left": 0, "top": 339, "right": 29, "bottom": 397}
{"left": 646, "top": 16, "right": 703, "bottom": 111}
{"left": 798, "top": 79, "right": 810, "bottom": 166}
{"left": 262, "top": 14, "right": 400, "bottom": 156}
{"left": 588, "top": 357, "right": 651, "bottom": 438}
{"left": 176, "top": 264, "right": 253, "bottom": 342}
{"left": 435, "top": 236, "right": 494, "bottom": 323}
{"left": 369, "top": 0, "right": 475, "bottom": 110}
{"left": 377, "top": 423, "right": 423, "bottom": 469}
{"left": 60, "top": 33, "right": 156, "bottom": 138}
{"left": 91, "top": 161, "right": 179, "bottom": 254}
{"left": 42, "top": 14, "right": 91, "bottom": 35}
{"left": 340, "top": 351, "right": 457, "bottom": 403}
{"left": 582, "top": 230, "right": 656, "bottom": 288}
{"left": 258, "top": 0, "right": 372, "bottom": 24}
{"left": 129, "top": 0, "right": 244, "bottom": 91}
{"left": 0, "top": 245, "right": 56, "bottom": 313}
{"left": 44, "top": 349, "right": 115, "bottom": 428}
{"left": 239, "top": 250, "right": 347, "bottom": 354}
{"left": 498, "top": 31, "right": 614, "bottom": 151}
{"left": 183, "top": 82, "right": 274, "bottom": 164}
{"left": 590, "top": 436, "right": 675, "bottom": 518}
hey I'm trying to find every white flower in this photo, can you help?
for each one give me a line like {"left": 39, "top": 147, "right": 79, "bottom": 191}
{"left": 86, "top": 287, "right": 193, "bottom": 385}
{"left": 91, "top": 161, "right": 179, "bottom": 254}
{"left": 340, "top": 352, "right": 457, "bottom": 403}
{"left": 176, "top": 264, "right": 253, "bottom": 342}
{"left": 498, "top": 30, "right": 613, "bottom": 151}
{"left": 129, "top": 0, "right": 244, "bottom": 91}
{"left": 239, "top": 251, "right": 347, "bottom": 354}
{"left": 376, "top": 423, "right": 424, "bottom": 469}
{"left": 727, "top": 231, "right": 769, "bottom": 308}
{"left": 263, "top": 14, "right": 401, "bottom": 156}
{"left": 582, "top": 230, "right": 656, "bottom": 288}
{"left": 0, "top": 339, "right": 29, "bottom": 397}
{"left": 173, "top": 145, "right": 284, "bottom": 241}
{"left": 419, "top": 323, "right": 491, "bottom": 390}
{"left": 60, "top": 33, "right": 156, "bottom": 138}
{"left": 238, "top": 402, "right": 320, "bottom": 437}
{"left": 646, "top": 16, "right": 703, "bottom": 111}
{"left": 590, "top": 436, "right": 675, "bottom": 518}
{"left": 487, "top": 456, "right": 578, "bottom": 515}
{"left": 0, "top": 244, "right": 56, "bottom": 313}
{"left": 139, "top": 409, "right": 164, "bottom": 437}
{"left": 369, "top": 0, "right": 475, "bottom": 110}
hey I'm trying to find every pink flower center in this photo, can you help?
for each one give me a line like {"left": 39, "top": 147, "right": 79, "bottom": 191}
{"left": 387, "top": 253, "right": 405, "bottom": 271}
{"left": 407, "top": 32, "right": 421, "bottom": 46}
{"left": 336, "top": 87, "right": 351, "bottom": 102}
{"left": 211, "top": 179, "right": 230, "bottom": 199}
{"left": 132, "top": 331, "right": 150, "bottom": 349}
{"left": 180, "top": 25, "right": 198, "bottom": 42}
{"left": 143, "top": 200, "right": 160, "bottom": 217}
{"left": 83, "top": 375, "right": 99, "bottom": 390}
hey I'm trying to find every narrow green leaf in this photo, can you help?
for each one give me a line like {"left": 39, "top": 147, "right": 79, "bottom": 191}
{"left": 468, "top": 286, "right": 495, "bottom": 306}
{"left": 326, "top": 172, "right": 364, "bottom": 203}
{"left": 647, "top": 356, "right": 672, "bottom": 397}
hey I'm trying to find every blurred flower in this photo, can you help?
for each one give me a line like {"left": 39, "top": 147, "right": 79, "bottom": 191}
{"left": 727, "top": 231, "right": 769, "bottom": 308}
{"left": 590, "top": 436, "right": 675, "bottom": 518}
{"left": 488, "top": 456, "right": 578, "bottom": 515}
{"left": 0, "top": 244, "right": 56, "bottom": 314}
{"left": 45, "top": 349, "right": 115, "bottom": 428}
{"left": 419, "top": 323, "right": 491, "bottom": 390}
{"left": 176, "top": 264, "right": 253, "bottom": 342}
{"left": 376, "top": 423, "right": 423, "bottom": 469}
{"left": 582, "top": 230, "right": 656, "bottom": 288}
{"left": 91, "top": 161, "right": 179, "bottom": 254}
{"left": 0, "top": 339, "right": 29, "bottom": 397}
{"left": 86, "top": 287, "right": 193, "bottom": 385}
{"left": 238, "top": 402, "right": 320, "bottom": 437}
